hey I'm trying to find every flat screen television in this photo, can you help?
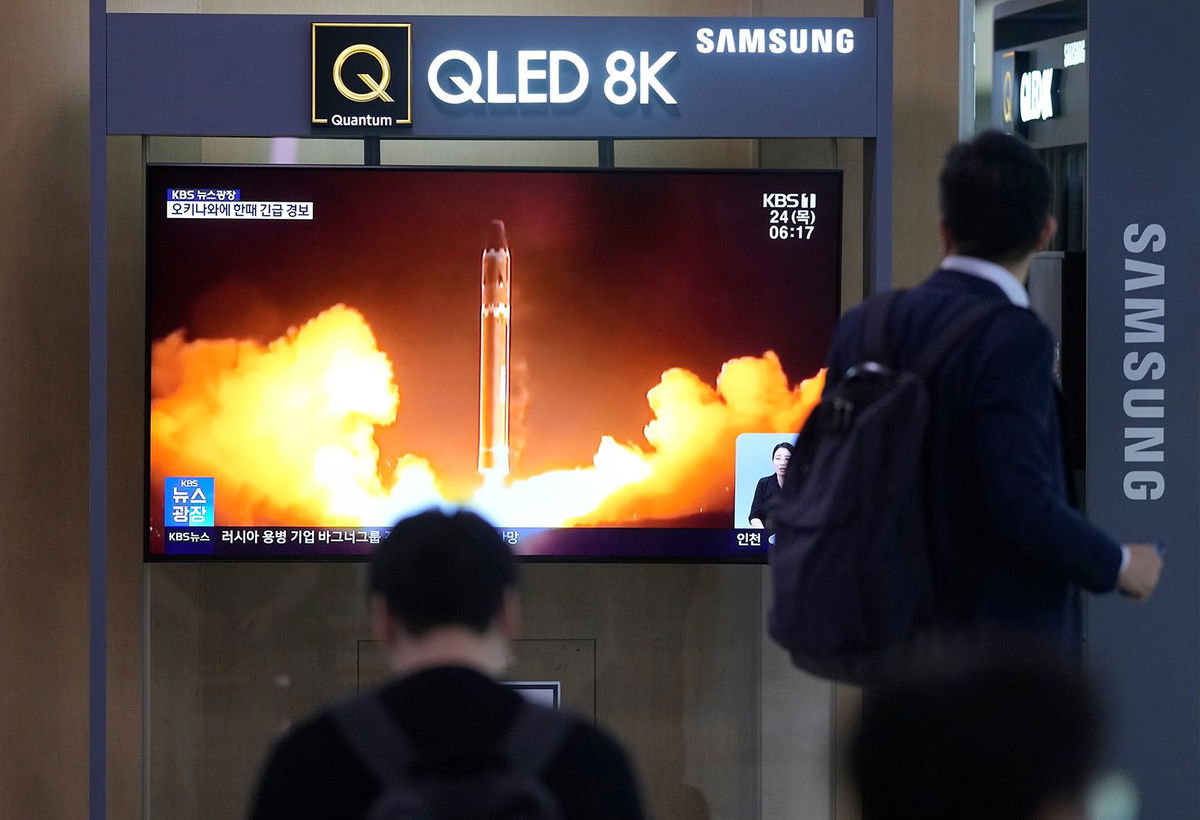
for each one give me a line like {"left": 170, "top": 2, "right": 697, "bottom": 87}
{"left": 146, "top": 164, "right": 841, "bottom": 560}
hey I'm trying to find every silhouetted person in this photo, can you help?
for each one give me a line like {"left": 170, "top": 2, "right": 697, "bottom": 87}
{"left": 852, "top": 644, "right": 1103, "bottom": 820}
{"left": 248, "top": 508, "right": 645, "bottom": 819}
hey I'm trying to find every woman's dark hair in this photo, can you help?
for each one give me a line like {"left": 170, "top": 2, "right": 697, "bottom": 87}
{"left": 772, "top": 442, "right": 795, "bottom": 458}
{"left": 939, "top": 130, "right": 1052, "bottom": 264}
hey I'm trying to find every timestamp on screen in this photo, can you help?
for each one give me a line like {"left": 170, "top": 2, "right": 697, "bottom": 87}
{"left": 768, "top": 224, "right": 815, "bottom": 240}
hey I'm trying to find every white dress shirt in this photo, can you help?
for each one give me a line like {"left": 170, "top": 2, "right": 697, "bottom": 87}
{"left": 940, "top": 254, "right": 1030, "bottom": 307}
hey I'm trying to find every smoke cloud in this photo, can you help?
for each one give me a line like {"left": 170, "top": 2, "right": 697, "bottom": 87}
{"left": 150, "top": 306, "right": 823, "bottom": 529}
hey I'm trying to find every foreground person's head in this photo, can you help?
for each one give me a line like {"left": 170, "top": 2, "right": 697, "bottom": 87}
{"left": 852, "top": 644, "right": 1102, "bottom": 820}
{"left": 369, "top": 508, "right": 519, "bottom": 677}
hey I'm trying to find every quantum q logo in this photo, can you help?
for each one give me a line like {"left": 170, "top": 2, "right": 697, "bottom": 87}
{"left": 1002, "top": 69, "right": 1014, "bottom": 125}
{"left": 333, "top": 44, "right": 394, "bottom": 103}
{"left": 312, "top": 23, "right": 412, "bottom": 128}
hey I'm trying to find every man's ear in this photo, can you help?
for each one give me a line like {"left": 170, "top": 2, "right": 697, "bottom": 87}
{"left": 1036, "top": 214, "right": 1059, "bottom": 252}
{"left": 369, "top": 593, "right": 397, "bottom": 645}
{"left": 938, "top": 217, "right": 955, "bottom": 257}
{"left": 496, "top": 587, "right": 522, "bottom": 641}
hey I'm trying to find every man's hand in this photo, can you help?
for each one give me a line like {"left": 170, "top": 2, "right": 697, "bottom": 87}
{"left": 1117, "top": 544, "right": 1164, "bottom": 601}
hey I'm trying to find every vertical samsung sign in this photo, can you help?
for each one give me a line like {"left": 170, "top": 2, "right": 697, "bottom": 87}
{"left": 1087, "top": 3, "right": 1200, "bottom": 817}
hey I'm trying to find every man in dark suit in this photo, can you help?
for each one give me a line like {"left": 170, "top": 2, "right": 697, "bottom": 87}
{"left": 823, "top": 131, "right": 1162, "bottom": 648}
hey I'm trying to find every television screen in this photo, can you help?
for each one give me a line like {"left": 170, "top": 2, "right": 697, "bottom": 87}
{"left": 146, "top": 164, "right": 841, "bottom": 560}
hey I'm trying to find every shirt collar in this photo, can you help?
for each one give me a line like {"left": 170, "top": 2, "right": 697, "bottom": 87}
{"left": 940, "top": 255, "right": 1030, "bottom": 308}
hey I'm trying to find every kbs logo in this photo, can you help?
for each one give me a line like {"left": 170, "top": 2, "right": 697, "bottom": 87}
{"left": 312, "top": 23, "right": 412, "bottom": 128}
{"left": 165, "top": 477, "right": 214, "bottom": 528}
{"left": 763, "top": 193, "right": 816, "bottom": 208}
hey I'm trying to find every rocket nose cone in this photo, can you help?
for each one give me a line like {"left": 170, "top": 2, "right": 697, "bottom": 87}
{"left": 486, "top": 219, "right": 508, "bottom": 251}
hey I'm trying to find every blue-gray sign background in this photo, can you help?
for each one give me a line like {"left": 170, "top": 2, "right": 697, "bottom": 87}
{"left": 107, "top": 14, "right": 877, "bottom": 139}
{"left": 1087, "top": 2, "right": 1200, "bottom": 817}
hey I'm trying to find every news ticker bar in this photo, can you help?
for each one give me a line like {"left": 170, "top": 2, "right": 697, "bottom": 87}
{"left": 160, "top": 526, "right": 772, "bottom": 558}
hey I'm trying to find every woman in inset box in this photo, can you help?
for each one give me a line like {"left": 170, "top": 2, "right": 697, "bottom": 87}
{"left": 749, "top": 441, "right": 794, "bottom": 533}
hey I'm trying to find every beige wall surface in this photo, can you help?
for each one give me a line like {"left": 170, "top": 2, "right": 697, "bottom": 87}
{"left": 0, "top": 0, "right": 91, "bottom": 818}
{"left": 2, "top": 0, "right": 962, "bottom": 817}
{"left": 890, "top": 1, "right": 961, "bottom": 286}
{"left": 142, "top": 563, "right": 784, "bottom": 819}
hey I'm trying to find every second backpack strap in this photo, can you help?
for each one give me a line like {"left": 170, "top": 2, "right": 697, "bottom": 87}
{"left": 500, "top": 700, "right": 575, "bottom": 778}
{"left": 333, "top": 692, "right": 415, "bottom": 788}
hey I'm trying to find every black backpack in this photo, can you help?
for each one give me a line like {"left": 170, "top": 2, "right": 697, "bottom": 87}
{"left": 767, "top": 290, "right": 1006, "bottom": 685}
{"left": 334, "top": 692, "right": 573, "bottom": 820}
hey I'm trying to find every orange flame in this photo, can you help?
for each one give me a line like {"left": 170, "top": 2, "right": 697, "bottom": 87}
{"left": 150, "top": 305, "right": 824, "bottom": 528}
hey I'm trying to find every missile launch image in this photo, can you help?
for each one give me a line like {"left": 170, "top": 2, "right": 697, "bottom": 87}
{"left": 145, "top": 165, "right": 842, "bottom": 556}
{"left": 479, "top": 220, "right": 511, "bottom": 481}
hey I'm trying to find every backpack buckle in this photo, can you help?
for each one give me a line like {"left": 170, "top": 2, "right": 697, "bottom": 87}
{"left": 831, "top": 396, "right": 854, "bottom": 431}
{"left": 844, "top": 361, "right": 894, "bottom": 381}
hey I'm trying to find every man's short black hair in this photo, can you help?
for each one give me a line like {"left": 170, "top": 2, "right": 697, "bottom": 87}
{"left": 369, "top": 508, "right": 517, "bottom": 637}
{"left": 939, "top": 130, "right": 1052, "bottom": 264}
{"left": 851, "top": 644, "right": 1101, "bottom": 820}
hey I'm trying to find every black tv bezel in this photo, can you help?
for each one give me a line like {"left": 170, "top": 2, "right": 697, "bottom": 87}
{"left": 142, "top": 162, "right": 844, "bottom": 564}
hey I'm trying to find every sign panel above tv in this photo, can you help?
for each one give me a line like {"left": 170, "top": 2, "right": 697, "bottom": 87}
{"left": 107, "top": 14, "right": 879, "bottom": 138}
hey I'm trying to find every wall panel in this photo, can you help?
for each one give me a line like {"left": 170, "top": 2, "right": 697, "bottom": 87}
{"left": 890, "top": 2, "right": 960, "bottom": 286}
{"left": 0, "top": 0, "right": 91, "bottom": 817}
{"left": 107, "top": 134, "right": 147, "bottom": 820}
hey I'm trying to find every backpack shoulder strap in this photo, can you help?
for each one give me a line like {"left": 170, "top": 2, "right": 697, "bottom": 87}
{"left": 333, "top": 692, "right": 414, "bottom": 787}
{"left": 860, "top": 290, "right": 905, "bottom": 365}
{"left": 499, "top": 700, "right": 575, "bottom": 778}
{"left": 910, "top": 300, "right": 1011, "bottom": 379}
